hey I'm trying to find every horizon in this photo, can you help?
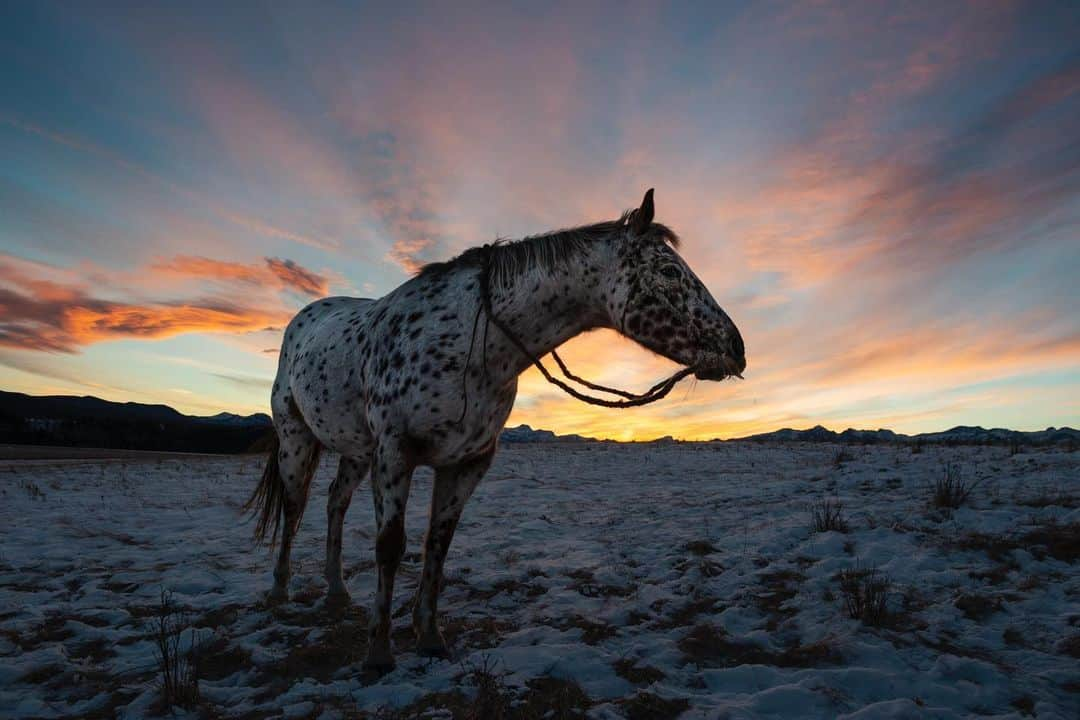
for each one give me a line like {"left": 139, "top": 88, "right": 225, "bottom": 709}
{"left": 2, "top": 2, "right": 1078, "bottom": 441}
{"left": 3, "top": 388, "right": 1075, "bottom": 442}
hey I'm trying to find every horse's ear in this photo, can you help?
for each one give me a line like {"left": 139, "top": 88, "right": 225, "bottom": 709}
{"left": 630, "top": 188, "right": 655, "bottom": 234}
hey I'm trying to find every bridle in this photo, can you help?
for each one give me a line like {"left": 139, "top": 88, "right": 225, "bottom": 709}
{"left": 456, "top": 244, "right": 697, "bottom": 423}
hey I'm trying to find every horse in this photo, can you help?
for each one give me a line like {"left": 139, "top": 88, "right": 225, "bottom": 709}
{"left": 245, "top": 189, "right": 746, "bottom": 672}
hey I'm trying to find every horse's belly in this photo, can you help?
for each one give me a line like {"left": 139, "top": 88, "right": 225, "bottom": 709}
{"left": 414, "top": 387, "right": 517, "bottom": 467}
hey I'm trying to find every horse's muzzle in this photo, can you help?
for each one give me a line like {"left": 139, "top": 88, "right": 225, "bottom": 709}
{"left": 694, "top": 354, "right": 745, "bottom": 381}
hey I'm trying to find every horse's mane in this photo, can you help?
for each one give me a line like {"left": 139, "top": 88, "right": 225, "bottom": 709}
{"left": 417, "top": 211, "right": 679, "bottom": 287}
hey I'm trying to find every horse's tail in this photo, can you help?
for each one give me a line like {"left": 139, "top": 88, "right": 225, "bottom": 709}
{"left": 245, "top": 433, "right": 323, "bottom": 546}
{"left": 244, "top": 434, "right": 287, "bottom": 546}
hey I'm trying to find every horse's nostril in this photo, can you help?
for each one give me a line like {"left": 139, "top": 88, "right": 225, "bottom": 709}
{"left": 730, "top": 327, "right": 745, "bottom": 359}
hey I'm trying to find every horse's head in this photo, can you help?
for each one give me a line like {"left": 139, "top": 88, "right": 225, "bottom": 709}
{"left": 606, "top": 189, "right": 746, "bottom": 382}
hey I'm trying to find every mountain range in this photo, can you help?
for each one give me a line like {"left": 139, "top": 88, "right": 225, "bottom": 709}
{"left": 1, "top": 391, "right": 1075, "bottom": 452}
{"left": 734, "top": 424, "right": 1079, "bottom": 446}
{"left": 0, "top": 391, "right": 272, "bottom": 454}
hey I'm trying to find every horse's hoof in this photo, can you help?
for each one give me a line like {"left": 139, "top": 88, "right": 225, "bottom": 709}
{"left": 266, "top": 586, "right": 289, "bottom": 605}
{"left": 417, "top": 642, "right": 451, "bottom": 660}
{"left": 325, "top": 590, "right": 352, "bottom": 608}
{"left": 361, "top": 659, "right": 396, "bottom": 676}
{"left": 415, "top": 629, "right": 450, "bottom": 659}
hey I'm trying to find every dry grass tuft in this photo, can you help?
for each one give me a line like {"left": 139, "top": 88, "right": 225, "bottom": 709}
{"left": 810, "top": 498, "right": 849, "bottom": 533}
{"left": 837, "top": 566, "right": 891, "bottom": 626}
{"left": 152, "top": 589, "right": 201, "bottom": 711}
{"left": 932, "top": 463, "right": 980, "bottom": 509}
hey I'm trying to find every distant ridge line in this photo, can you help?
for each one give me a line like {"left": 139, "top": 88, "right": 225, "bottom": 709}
{"left": 0, "top": 390, "right": 272, "bottom": 454}
{"left": 1, "top": 391, "right": 1075, "bottom": 449}
{"left": 504, "top": 423, "right": 1079, "bottom": 446}
{"left": 732, "top": 423, "right": 1078, "bottom": 446}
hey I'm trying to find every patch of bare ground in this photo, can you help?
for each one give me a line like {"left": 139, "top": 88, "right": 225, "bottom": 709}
{"left": 954, "top": 592, "right": 1005, "bottom": 622}
{"left": 372, "top": 663, "right": 592, "bottom": 719}
{"left": 541, "top": 614, "right": 618, "bottom": 645}
{"left": 917, "top": 632, "right": 1007, "bottom": 669}
{"left": 652, "top": 595, "right": 721, "bottom": 630}
{"left": 69, "top": 636, "right": 117, "bottom": 663}
{"left": 78, "top": 691, "right": 143, "bottom": 720}
{"left": 1058, "top": 633, "right": 1080, "bottom": 658}
{"left": 673, "top": 555, "right": 724, "bottom": 577}
{"left": 198, "top": 635, "right": 254, "bottom": 681}
{"left": 968, "top": 564, "right": 1014, "bottom": 586}
{"left": 101, "top": 580, "right": 140, "bottom": 594}
{"left": 196, "top": 602, "right": 245, "bottom": 630}
{"left": 1011, "top": 695, "right": 1036, "bottom": 717}
{"left": 953, "top": 521, "right": 1080, "bottom": 563}
{"left": 618, "top": 691, "right": 690, "bottom": 720}
{"left": 19, "top": 613, "right": 75, "bottom": 649}
{"left": 613, "top": 658, "right": 666, "bottom": 685}
{"left": 1014, "top": 488, "right": 1078, "bottom": 509}
{"left": 517, "top": 676, "right": 592, "bottom": 719}
{"left": 465, "top": 577, "right": 547, "bottom": 601}
{"left": 683, "top": 539, "right": 718, "bottom": 556}
{"left": 678, "top": 624, "right": 841, "bottom": 668}
{"left": 19, "top": 662, "right": 67, "bottom": 685}
{"left": 441, "top": 614, "right": 515, "bottom": 651}
{"left": 266, "top": 593, "right": 364, "bottom": 629}
{"left": 564, "top": 568, "right": 634, "bottom": 599}
{"left": 754, "top": 569, "right": 805, "bottom": 631}
{"left": 1003, "top": 627, "right": 1025, "bottom": 646}
{"left": 254, "top": 615, "right": 368, "bottom": 699}
{"left": 21, "top": 663, "right": 125, "bottom": 706}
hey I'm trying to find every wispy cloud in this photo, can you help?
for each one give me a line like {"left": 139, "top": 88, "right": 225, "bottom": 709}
{"left": 154, "top": 255, "right": 329, "bottom": 297}
{"left": 0, "top": 254, "right": 295, "bottom": 352}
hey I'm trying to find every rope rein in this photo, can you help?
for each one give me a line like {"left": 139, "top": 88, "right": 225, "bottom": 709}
{"left": 457, "top": 244, "right": 695, "bottom": 415}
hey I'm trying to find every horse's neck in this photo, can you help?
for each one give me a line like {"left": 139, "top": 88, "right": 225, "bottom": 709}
{"left": 484, "top": 245, "right": 613, "bottom": 381}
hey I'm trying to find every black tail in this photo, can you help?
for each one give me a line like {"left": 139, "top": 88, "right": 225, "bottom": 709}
{"left": 244, "top": 435, "right": 323, "bottom": 546}
{"left": 244, "top": 434, "right": 283, "bottom": 545}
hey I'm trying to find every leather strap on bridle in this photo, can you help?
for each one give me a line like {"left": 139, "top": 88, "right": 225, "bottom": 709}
{"left": 465, "top": 244, "right": 695, "bottom": 413}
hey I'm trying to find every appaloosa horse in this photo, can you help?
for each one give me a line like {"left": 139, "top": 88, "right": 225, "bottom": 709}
{"left": 246, "top": 190, "right": 746, "bottom": 671}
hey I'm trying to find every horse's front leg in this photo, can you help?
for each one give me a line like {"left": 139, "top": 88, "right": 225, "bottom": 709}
{"left": 362, "top": 440, "right": 414, "bottom": 673}
{"left": 413, "top": 451, "right": 494, "bottom": 657}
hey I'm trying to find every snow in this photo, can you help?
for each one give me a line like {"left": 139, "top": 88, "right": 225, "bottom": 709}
{"left": 0, "top": 442, "right": 1077, "bottom": 718}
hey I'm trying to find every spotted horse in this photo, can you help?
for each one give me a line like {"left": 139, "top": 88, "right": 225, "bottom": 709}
{"left": 246, "top": 189, "right": 746, "bottom": 672}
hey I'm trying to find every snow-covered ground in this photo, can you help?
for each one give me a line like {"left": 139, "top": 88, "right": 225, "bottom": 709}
{"left": 1, "top": 442, "right": 1077, "bottom": 719}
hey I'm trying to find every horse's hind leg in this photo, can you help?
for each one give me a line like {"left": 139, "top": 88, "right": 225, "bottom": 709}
{"left": 413, "top": 450, "right": 494, "bottom": 657}
{"left": 325, "top": 453, "right": 370, "bottom": 604}
{"left": 269, "top": 411, "right": 321, "bottom": 603}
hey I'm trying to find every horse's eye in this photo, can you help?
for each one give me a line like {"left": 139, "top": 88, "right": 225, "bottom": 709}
{"left": 660, "top": 265, "right": 680, "bottom": 279}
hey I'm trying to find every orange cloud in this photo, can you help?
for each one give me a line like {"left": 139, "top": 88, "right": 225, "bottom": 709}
{"left": 155, "top": 255, "right": 329, "bottom": 297}
{"left": 0, "top": 255, "right": 294, "bottom": 352}
{"left": 0, "top": 288, "right": 288, "bottom": 353}
{"left": 386, "top": 237, "right": 435, "bottom": 274}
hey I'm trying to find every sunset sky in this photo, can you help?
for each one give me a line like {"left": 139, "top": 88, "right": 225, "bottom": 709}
{"left": 1, "top": 1, "right": 1078, "bottom": 440}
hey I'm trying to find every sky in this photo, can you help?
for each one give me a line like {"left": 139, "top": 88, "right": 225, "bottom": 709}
{"left": 1, "top": 1, "right": 1078, "bottom": 440}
